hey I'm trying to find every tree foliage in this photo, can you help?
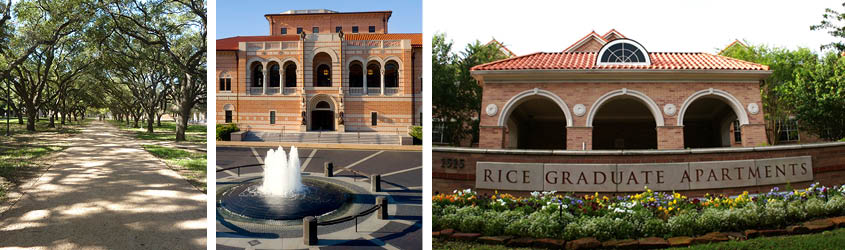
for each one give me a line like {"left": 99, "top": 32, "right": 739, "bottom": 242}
{"left": 778, "top": 53, "right": 845, "bottom": 140}
{"left": 432, "top": 32, "right": 508, "bottom": 146}
{"left": 811, "top": 2, "right": 845, "bottom": 52}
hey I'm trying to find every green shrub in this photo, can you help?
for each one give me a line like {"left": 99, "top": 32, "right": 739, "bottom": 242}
{"left": 641, "top": 218, "right": 668, "bottom": 238}
{"left": 408, "top": 125, "right": 422, "bottom": 140}
{"left": 764, "top": 200, "right": 788, "bottom": 227}
{"left": 806, "top": 198, "right": 826, "bottom": 218}
{"left": 459, "top": 215, "right": 485, "bottom": 233}
{"left": 482, "top": 210, "right": 523, "bottom": 236}
{"left": 504, "top": 217, "right": 533, "bottom": 237}
{"left": 825, "top": 196, "right": 845, "bottom": 215}
{"left": 667, "top": 212, "right": 698, "bottom": 237}
{"left": 216, "top": 123, "right": 239, "bottom": 141}
{"left": 696, "top": 208, "right": 727, "bottom": 233}
{"left": 786, "top": 199, "right": 808, "bottom": 222}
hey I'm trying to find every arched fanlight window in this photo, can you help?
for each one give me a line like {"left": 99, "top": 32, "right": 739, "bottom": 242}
{"left": 596, "top": 39, "right": 651, "bottom": 66}
{"left": 252, "top": 64, "right": 264, "bottom": 87}
{"left": 268, "top": 63, "right": 280, "bottom": 87}
{"left": 284, "top": 63, "right": 297, "bottom": 87}
{"left": 384, "top": 61, "right": 399, "bottom": 87}
{"left": 349, "top": 62, "right": 363, "bottom": 87}
{"left": 315, "top": 101, "right": 331, "bottom": 109}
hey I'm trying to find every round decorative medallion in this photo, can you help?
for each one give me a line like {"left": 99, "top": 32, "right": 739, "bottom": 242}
{"left": 485, "top": 104, "right": 498, "bottom": 117}
{"left": 747, "top": 103, "right": 759, "bottom": 115}
{"left": 573, "top": 104, "right": 586, "bottom": 117}
{"left": 663, "top": 104, "right": 677, "bottom": 116}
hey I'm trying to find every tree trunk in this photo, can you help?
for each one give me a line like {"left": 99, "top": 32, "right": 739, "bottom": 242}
{"left": 175, "top": 102, "right": 191, "bottom": 141}
{"left": 146, "top": 111, "right": 155, "bottom": 133}
{"left": 48, "top": 112, "right": 55, "bottom": 128}
{"left": 157, "top": 112, "right": 163, "bottom": 127}
{"left": 132, "top": 113, "right": 140, "bottom": 128}
{"left": 25, "top": 104, "right": 36, "bottom": 131}
{"left": 16, "top": 111, "right": 23, "bottom": 125}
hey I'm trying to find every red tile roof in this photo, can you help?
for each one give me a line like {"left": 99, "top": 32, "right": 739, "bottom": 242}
{"left": 563, "top": 31, "right": 607, "bottom": 52}
{"left": 344, "top": 33, "right": 422, "bottom": 47}
{"left": 472, "top": 52, "right": 770, "bottom": 71}
{"left": 216, "top": 35, "right": 300, "bottom": 51}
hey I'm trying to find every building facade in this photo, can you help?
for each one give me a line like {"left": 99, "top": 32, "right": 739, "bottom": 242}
{"left": 216, "top": 9, "right": 422, "bottom": 134}
{"left": 473, "top": 30, "right": 772, "bottom": 150}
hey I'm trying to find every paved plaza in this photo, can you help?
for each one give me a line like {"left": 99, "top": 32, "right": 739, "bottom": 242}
{"left": 216, "top": 146, "right": 422, "bottom": 249}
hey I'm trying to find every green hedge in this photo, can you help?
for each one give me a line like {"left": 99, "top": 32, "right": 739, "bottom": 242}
{"left": 216, "top": 123, "right": 239, "bottom": 141}
{"left": 409, "top": 125, "right": 422, "bottom": 140}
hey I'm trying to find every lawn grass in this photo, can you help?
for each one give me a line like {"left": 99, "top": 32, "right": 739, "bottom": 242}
{"left": 0, "top": 118, "right": 86, "bottom": 201}
{"left": 108, "top": 119, "right": 206, "bottom": 143}
{"left": 141, "top": 144, "right": 206, "bottom": 192}
{"left": 433, "top": 228, "right": 845, "bottom": 250}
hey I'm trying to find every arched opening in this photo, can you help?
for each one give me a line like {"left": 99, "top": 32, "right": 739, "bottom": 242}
{"left": 349, "top": 61, "right": 363, "bottom": 87}
{"left": 267, "top": 62, "right": 280, "bottom": 87}
{"left": 504, "top": 97, "right": 567, "bottom": 149}
{"left": 284, "top": 62, "right": 297, "bottom": 87}
{"left": 385, "top": 61, "right": 399, "bottom": 87}
{"left": 311, "top": 100, "right": 334, "bottom": 131}
{"left": 250, "top": 62, "right": 264, "bottom": 87}
{"left": 367, "top": 62, "right": 381, "bottom": 86}
{"left": 592, "top": 97, "right": 657, "bottom": 149}
{"left": 313, "top": 52, "right": 332, "bottom": 87}
{"left": 682, "top": 97, "right": 738, "bottom": 148}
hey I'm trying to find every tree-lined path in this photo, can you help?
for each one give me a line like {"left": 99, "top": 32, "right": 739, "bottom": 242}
{"left": 0, "top": 121, "right": 205, "bottom": 249}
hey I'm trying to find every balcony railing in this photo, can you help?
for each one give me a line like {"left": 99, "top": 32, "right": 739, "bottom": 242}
{"left": 367, "top": 87, "right": 381, "bottom": 95}
{"left": 283, "top": 87, "right": 297, "bottom": 95}
{"left": 384, "top": 87, "right": 399, "bottom": 96}
{"left": 265, "top": 87, "right": 280, "bottom": 95}
{"left": 248, "top": 87, "right": 263, "bottom": 95}
{"left": 348, "top": 87, "right": 364, "bottom": 95}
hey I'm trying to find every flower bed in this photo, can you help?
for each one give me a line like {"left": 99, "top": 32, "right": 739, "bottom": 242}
{"left": 433, "top": 183, "right": 845, "bottom": 241}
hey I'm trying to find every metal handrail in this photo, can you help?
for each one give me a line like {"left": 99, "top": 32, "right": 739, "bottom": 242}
{"left": 216, "top": 163, "right": 263, "bottom": 177}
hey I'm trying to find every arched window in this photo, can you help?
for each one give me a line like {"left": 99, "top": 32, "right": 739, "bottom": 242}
{"left": 252, "top": 64, "right": 264, "bottom": 87}
{"left": 268, "top": 64, "right": 280, "bottom": 87}
{"left": 367, "top": 62, "right": 381, "bottom": 86}
{"left": 384, "top": 61, "right": 398, "bottom": 87}
{"left": 284, "top": 63, "right": 297, "bottom": 87}
{"left": 349, "top": 62, "right": 363, "bottom": 87}
{"left": 315, "top": 64, "right": 331, "bottom": 86}
{"left": 316, "top": 101, "right": 330, "bottom": 109}
{"left": 596, "top": 39, "right": 650, "bottom": 66}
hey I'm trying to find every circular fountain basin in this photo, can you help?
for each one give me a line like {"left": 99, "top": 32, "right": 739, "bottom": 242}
{"left": 219, "top": 178, "right": 349, "bottom": 220}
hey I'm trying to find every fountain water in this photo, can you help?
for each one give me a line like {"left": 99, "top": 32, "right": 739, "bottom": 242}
{"left": 258, "top": 146, "right": 303, "bottom": 197}
{"left": 219, "top": 146, "right": 349, "bottom": 220}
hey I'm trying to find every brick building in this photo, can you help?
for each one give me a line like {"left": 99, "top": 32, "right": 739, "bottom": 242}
{"left": 472, "top": 30, "right": 772, "bottom": 150}
{"left": 216, "top": 9, "right": 422, "bottom": 135}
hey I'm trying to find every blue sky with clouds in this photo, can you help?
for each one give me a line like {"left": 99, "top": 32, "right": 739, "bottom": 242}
{"left": 216, "top": 0, "right": 422, "bottom": 39}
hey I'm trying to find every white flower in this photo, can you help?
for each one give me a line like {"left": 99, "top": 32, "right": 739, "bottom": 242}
{"left": 531, "top": 191, "right": 540, "bottom": 197}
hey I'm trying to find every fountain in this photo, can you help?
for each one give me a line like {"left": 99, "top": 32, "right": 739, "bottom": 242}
{"left": 219, "top": 146, "right": 350, "bottom": 220}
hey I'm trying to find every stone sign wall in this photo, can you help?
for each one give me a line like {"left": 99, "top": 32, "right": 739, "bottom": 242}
{"left": 476, "top": 156, "right": 812, "bottom": 192}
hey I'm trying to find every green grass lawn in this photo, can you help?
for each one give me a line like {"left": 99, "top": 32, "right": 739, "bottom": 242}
{"left": 108, "top": 119, "right": 206, "bottom": 143}
{"left": 141, "top": 144, "right": 206, "bottom": 192}
{"left": 0, "top": 118, "right": 86, "bottom": 201}
{"left": 433, "top": 228, "right": 845, "bottom": 250}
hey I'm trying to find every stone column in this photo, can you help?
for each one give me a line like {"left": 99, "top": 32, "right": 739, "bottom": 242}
{"left": 380, "top": 70, "right": 385, "bottom": 95}
{"left": 262, "top": 70, "right": 267, "bottom": 95}
{"left": 657, "top": 126, "right": 685, "bottom": 149}
{"left": 363, "top": 71, "right": 368, "bottom": 96}
{"left": 566, "top": 127, "right": 593, "bottom": 150}
{"left": 279, "top": 68, "right": 284, "bottom": 94}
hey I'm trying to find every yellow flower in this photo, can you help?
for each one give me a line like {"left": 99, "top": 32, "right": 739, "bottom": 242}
{"left": 669, "top": 207, "right": 674, "bottom": 211}
{"left": 658, "top": 206, "right": 664, "bottom": 210}
{"left": 674, "top": 193, "right": 681, "bottom": 199}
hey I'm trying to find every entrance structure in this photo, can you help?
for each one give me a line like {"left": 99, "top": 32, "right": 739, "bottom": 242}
{"left": 216, "top": 9, "right": 422, "bottom": 133}
{"left": 473, "top": 30, "right": 771, "bottom": 150}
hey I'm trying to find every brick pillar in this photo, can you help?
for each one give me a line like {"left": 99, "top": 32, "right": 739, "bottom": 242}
{"left": 566, "top": 127, "right": 592, "bottom": 150}
{"left": 479, "top": 126, "right": 504, "bottom": 149}
{"left": 657, "top": 126, "right": 684, "bottom": 149}
{"left": 741, "top": 123, "right": 767, "bottom": 147}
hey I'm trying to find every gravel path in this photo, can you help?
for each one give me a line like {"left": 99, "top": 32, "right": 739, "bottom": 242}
{"left": 0, "top": 121, "right": 206, "bottom": 249}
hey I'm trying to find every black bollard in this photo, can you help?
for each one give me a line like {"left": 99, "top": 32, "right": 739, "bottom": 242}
{"left": 376, "top": 196, "right": 388, "bottom": 220}
{"left": 303, "top": 216, "right": 317, "bottom": 245}
{"left": 324, "top": 162, "right": 334, "bottom": 177}
{"left": 370, "top": 174, "right": 381, "bottom": 192}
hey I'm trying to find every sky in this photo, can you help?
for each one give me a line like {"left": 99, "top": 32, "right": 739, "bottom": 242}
{"left": 215, "top": 0, "right": 422, "bottom": 39}
{"left": 426, "top": 0, "right": 843, "bottom": 55}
